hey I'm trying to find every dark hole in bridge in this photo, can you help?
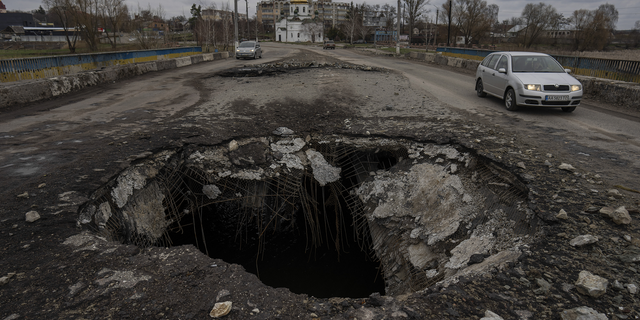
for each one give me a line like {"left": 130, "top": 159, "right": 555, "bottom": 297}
{"left": 165, "top": 149, "right": 399, "bottom": 298}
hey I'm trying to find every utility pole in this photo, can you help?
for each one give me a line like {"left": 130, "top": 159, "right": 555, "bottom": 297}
{"left": 447, "top": 0, "right": 451, "bottom": 47}
{"left": 245, "top": 0, "right": 249, "bottom": 40}
{"left": 234, "top": 0, "right": 239, "bottom": 49}
{"left": 433, "top": 6, "right": 438, "bottom": 49}
{"left": 322, "top": 0, "right": 325, "bottom": 41}
{"left": 396, "top": 0, "right": 400, "bottom": 54}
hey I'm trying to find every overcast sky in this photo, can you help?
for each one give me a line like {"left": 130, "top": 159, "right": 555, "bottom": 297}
{"left": 4, "top": 0, "right": 639, "bottom": 30}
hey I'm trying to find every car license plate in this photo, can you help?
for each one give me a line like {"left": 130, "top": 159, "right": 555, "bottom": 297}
{"left": 545, "top": 95, "right": 569, "bottom": 101}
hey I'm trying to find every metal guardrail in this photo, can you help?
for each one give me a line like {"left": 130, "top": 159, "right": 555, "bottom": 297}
{"left": 552, "top": 55, "right": 640, "bottom": 83}
{"left": 0, "top": 47, "right": 202, "bottom": 83}
{"left": 436, "top": 47, "right": 640, "bottom": 84}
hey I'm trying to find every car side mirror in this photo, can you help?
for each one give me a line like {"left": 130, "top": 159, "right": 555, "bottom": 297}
{"left": 498, "top": 68, "right": 507, "bottom": 74}
{"left": 564, "top": 68, "right": 572, "bottom": 73}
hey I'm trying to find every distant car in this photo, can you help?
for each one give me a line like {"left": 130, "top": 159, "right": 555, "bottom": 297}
{"left": 323, "top": 40, "right": 335, "bottom": 49}
{"left": 475, "top": 52, "right": 582, "bottom": 112}
{"left": 236, "top": 41, "right": 262, "bottom": 59}
{"left": 353, "top": 39, "right": 366, "bottom": 44}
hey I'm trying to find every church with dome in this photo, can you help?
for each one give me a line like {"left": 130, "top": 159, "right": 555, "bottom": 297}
{"left": 275, "top": 0, "right": 324, "bottom": 43}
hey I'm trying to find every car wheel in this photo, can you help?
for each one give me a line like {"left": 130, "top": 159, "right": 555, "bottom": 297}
{"left": 236, "top": 56, "right": 239, "bottom": 59}
{"left": 504, "top": 88, "right": 518, "bottom": 111}
{"left": 253, "top": 53, "right": 257, "bottom": 59}
{"left": 562, "top": 107, "right": 576, "bottom": 113}
{"left": 476, "top": 79, "right": 487, "bottom": 97}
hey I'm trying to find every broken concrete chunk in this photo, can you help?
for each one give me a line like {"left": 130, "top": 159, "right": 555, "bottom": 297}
{"left": 25, "top": 211, "right": 40, "bottom": 223}
{"left": 600, "top": 206, "right": 631, "bottom": 225}
{"left": 570, "top": 235, "right": 598, "bottom": 247}
{"left": 556, "top": 209, "right": 568, "bottom": 220}
{"left": 407, "top": 242, "right": 435, "bottom": 269}
{"left": 216, "top": 289, "right": 231, "bottom": 302}
{"left": 210, "top": 301, "right": 232, "bottom": 318}
{"left": 305, "top": 149, "right": 341, "bottom": 186}
{"left": 575, "top": 270, "right": 608, "bottom": 298}
{"left": 95, "top": 202, "right": 112, "bottom": 229}
{"left": 203, "top": 185, "right": 222, "bottom": 200}
{"left": 626, "top": 283, "right": 638, "bottom": 295}
{"left": 272, "top": 127, "right": 294, "bottom": 136}
{"left": 445, "top": 235, "right": 494, "bottom": 270}
{"left": 228, "top": 140, "right": 239, "bottom": 151}
{"left": 278, "top": 153, "right": 304, "bottom": 170}
{"left": 0, "top": 272, "right": 16, "bottom": 286}
{"left": 560, "top": 306, "right": 608, "bottom": 320}
{"left": 480, "top": 310, "right": 504, "bottom": 320}
{"left": 270, "top": 138, "right": 306, "bottom": 154}
{"left": 607, "top": 189, "right": 623, "bottom": 199}
{"left": 558, "top": 163, "right": 575, "bottom": 171}
{"left": 111, "top": 168, "right": 148, "bottom": 208}
{"left": 121, "top": 181, "right": 169, "bottom": 241}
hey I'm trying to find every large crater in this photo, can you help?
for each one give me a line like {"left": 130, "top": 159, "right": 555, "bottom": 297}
{"left": 78, "top": 134, "right": 542, "bottom": 298}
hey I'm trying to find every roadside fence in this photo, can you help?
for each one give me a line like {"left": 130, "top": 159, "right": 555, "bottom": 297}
{"left": 0, "top": 47, "right": 202, "bottom": 83}
{"left": 436, "top": 47, "right": 640, "bottom": 84}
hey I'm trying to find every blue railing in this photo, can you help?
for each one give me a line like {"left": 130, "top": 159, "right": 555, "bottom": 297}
{"left": 436, "top": 47, "right": 640, "bottom": 84}
{"left": 0, "top": 47, "right": 202, "bottom": 82}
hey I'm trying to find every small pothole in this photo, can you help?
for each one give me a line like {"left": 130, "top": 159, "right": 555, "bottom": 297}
{"left": 79, "top": 134, "right": 542, "bottom": 298}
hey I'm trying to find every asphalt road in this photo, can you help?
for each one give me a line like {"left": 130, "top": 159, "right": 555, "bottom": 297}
{"left": 301, "top": 42, "right": 640, "bottom": 192}
{"left": 2, "top": 42, "right": 639, "bottom": 194}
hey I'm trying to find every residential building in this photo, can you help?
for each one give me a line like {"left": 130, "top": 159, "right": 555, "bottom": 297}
{"left": 145, "top": 21, "right": 169, "bottom": 33}
{"left": 202, "top": 9, "right": 247, "bottom": 22}
{"left": 275, "top": 0, "right": 323, "bottom": 42}
{"left": 311, "top": 0, "right": 350, "bottom": 29}
{"left": 257, "top": 0, "right": 349, "bottom": 32}
{"left": 0, "top": 12, "right": 36, "bottom": 31}
{"left": 1, "top": 26, "right": 81, "bottom": 42}
{"left": 362, "top": 9, "right": 390, "bottom": 28}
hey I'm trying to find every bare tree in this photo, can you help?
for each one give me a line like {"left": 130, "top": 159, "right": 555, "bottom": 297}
{"left": 570, "top": 6, "right": 615, "bottom": 51}
{"left": 403, "top": 0, "right": 428, "bottom": 44}
{"left": 381, "top": 3, "right": 396, "bottom": 31}
{"left": 218, "top": 2, "right": 233, "bottom": 51}
{"left": 43, "top": 0, "right": 79, "bottom": 53}
{"left": 597, "top": 3, "right": 618, "bottom": 31}
{"left": 449, "top": 0, "right": 496, "bottom": 45}
{"left": 342, "top": 2, "right": 361, "bottom": 44}
{"left": 200, "top": 3, "right": 217, "bottom": 52}
{"left": 101, "top": 0, "right": 128, "bottom": 49}
{"left": 302, "top": 21, "right": 323, "bottom": 43}
{"left": 358, "top": 3, "right": 375, "bottom": 41}
{"left": 74, "top": 0, "right": 102, "bottom": 51}
{"left": 520, "top": 2, "right": 561, "bottom": 48}
{"left": 130, "top": 4, "right": 165, "bottom": 49}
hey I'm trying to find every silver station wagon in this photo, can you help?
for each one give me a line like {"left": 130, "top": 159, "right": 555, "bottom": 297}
{"left": 475, "top": 52, "right": 583, "bottom": 112}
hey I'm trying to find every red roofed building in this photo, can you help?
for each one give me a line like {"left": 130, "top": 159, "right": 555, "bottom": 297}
{"left": 0, "top": 1, "right": 7, "bottom": 13}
